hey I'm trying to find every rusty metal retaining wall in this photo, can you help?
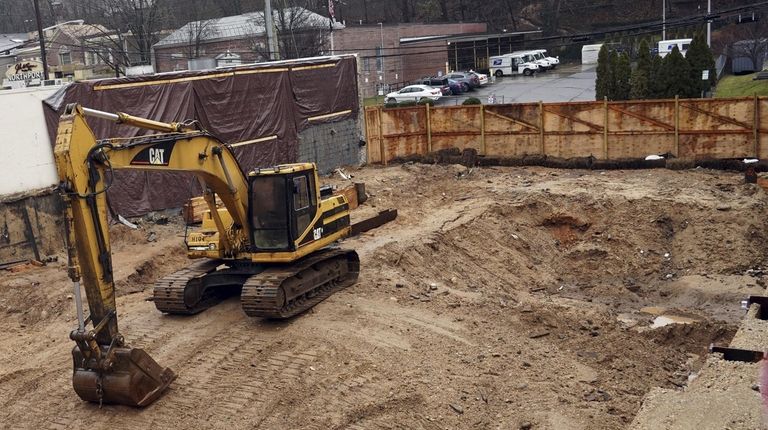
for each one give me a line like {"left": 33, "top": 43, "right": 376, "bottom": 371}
{"left": 364, "top": 96, "right": 768, "bottom": 164}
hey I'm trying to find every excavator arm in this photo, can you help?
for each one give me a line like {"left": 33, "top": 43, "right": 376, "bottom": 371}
{"left": 53, "top": 103, "right": 251, "bottom": 406}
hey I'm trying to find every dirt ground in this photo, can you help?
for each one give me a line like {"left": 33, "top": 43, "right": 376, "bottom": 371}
{"left": 1, "top": 163, "right": 767, "bottom": 429}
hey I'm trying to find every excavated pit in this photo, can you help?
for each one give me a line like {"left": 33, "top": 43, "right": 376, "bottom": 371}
{"left": 0, "top": 164, "right": 766, "bottom": 429}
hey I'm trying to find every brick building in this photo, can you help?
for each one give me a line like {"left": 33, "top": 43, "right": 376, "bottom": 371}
{"left": 15, "top": 20, "right": 118, "bottom": 80}
{"left": 331, "top": 23, "right": 488, "bottom": 97}
{"left": 152, "top": 8, "right": 338, "bottom": 73}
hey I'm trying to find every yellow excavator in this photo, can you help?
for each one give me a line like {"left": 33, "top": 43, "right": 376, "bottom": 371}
{"left": 54, "top": 104, "right": 387, "bottom": 407}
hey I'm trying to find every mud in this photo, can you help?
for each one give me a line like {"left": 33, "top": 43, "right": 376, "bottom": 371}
{"left": 0, "top": 164, "right": 766, "bottom": 429}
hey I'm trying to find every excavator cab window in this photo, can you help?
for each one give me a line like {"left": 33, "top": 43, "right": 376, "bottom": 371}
{"left": 250, "top": 175, "right": 291, "bottom": 250}
{"left": 291, "top": 173, "right": 317, "bottom": 243}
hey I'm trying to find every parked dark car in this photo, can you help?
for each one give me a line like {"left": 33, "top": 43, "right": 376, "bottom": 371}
{"left": 446, "top": 79, "right": 464, "bottom": 95}
{"left": 446, "top": 72, "right": 480, "bottom": 91}
{"left": 419, "top": 77, "right": 451, "bottom": 96}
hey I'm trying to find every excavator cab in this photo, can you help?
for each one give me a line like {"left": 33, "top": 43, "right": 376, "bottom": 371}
{"left": 248, "top": 164, "right": 319, "bottom": 252}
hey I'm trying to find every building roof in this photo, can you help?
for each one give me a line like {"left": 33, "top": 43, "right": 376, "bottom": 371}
{"left": 155, "top": 7, "right": 342, "bottom": 48}
{"left": 399, "top": 30, "right": 542, "bottom": 45}
{"left": 0, "top": 34, "right": 29, "bottom": 53}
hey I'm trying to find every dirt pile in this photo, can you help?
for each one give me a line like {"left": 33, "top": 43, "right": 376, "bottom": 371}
{"left": 0, "top": 164, "right": 765, "bottom": 429}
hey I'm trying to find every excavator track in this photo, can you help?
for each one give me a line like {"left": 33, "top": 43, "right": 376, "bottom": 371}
{"left": 241, "top": 248, "right": 359, "bottom": 319}
{"left": 153, "top": 259, "right": 221, "bottom": 314}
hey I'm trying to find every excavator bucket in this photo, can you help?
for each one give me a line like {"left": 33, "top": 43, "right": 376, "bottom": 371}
{"left": 72, "top": 346, "right": 175, "bottom": 407}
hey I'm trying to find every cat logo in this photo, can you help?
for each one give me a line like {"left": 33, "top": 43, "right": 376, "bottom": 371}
{"left": 149, "top": 148, "right": 165, "bottom": 165}
{"left": 313, "top": 227, "right": 323, "bottom": 240}
{"left": 129, "top": 140, "right": 175, "bottom": 166}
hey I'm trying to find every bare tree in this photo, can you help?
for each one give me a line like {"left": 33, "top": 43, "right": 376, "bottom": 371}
{"left": 248, "top": 4, "right": 330, "bottom": 60}
{"left": 72, "top": 0, "right": 169, "bottom": 75}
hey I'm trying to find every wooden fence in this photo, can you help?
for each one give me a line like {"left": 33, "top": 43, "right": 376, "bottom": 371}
{"left": 364, "top": 96, "right": 768, "bottom": 164}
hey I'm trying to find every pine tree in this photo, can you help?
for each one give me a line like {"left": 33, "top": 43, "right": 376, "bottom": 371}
{"left": 661, "top": 46, "right": 695, "bottom": 98}
{"left": 686, "top": 32, "right": 716, "bottom": 96}
{"left": 630, "top": 39, "right": 652, "bottom": 99}
{"left": 595, "top": 45, "right": 610, "bottom": 100}
{"left": 607, "top": 49, "right": 619, "bottom": 100}
{"left": 637, "top": 39, "right": 652, "bottom": 77}
{"left": 615, "top": 53, "right": 632, "bottom": 100}
{"left": 630, "top": 69, "right": 649, "bottom": 99}
{"left": 648, "top": 54, "right": 664, "bottom": 99}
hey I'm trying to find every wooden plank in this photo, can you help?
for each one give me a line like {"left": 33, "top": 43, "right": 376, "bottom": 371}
{"left": 544, "top": 107, "right": 604, "bottom": 131}
{"left": 480, "top": 105, "right": 486, "bottom": 155}
{"left": 675, "top": 96, "right": 680, "bottom": 156}
{"left": 333, "top": 185, "right": 359, "bottom": 210}
{"left": 183, "top": 195, "right": 222, "bottom": 224}
{"left": 484, "top": 109, "right": 540, "bottom": 131}
{"left": 603, "top": 97, "right": 609, "bottom": 159}
{"left": 680, "top": 101, "right": 754, "bottom": 130}
{"left": 609, "top": 105, "right": 675, "bottom": 131}
{"left": 378, "top": 107, "right": 386, "bottom": 165}
{"left": 539, "top": 101, "right": 545, "bottom": 155}
{"left": 426, "top": 104, "right": 432, "bottom": 154}
{"left": 755, "top": 95, "right": 760, "bottom": 158}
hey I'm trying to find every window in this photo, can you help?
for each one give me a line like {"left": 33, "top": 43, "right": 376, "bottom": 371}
{"left": 376, "top": 46, "right": 383, "bottom": 73}
{"left": 293, "top": 176, "right": 310, "bottom": 210}
{"left": 363, "top": 57, "right": 370, "bottom": 74}
{"left": 59, "top": 51, "right": 71, "bottom": 65}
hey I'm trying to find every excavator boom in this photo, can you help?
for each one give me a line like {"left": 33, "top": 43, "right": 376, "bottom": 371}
{"left": 54, "top": 103, "right": 252, "bottom": 406}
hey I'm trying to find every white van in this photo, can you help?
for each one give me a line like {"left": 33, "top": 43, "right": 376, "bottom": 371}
{"left": 489, "top": 53, "right": 539, "bottom": 77}
{"left": 658, "top": 38, "right": 692, "bottom": 57}
{"left": 532, "top": 49, "right": 559, "bottom": 69}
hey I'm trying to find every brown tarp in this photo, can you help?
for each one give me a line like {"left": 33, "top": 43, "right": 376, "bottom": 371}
{"left": 43, "top": 55, "right": 359, "bottom": 217}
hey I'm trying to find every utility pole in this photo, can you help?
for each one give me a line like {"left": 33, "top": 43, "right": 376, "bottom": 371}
{"left": 379, "top": 22, "right": 385, "bottom": 88}
{"left": 662, "top": 0, "right": 666, "bottom": 40}
{"left": 264, "top": 0, "right": 278, "bottom": 60}
{"left": 707, "top": 0, "right": 711, "bottom": 47}
{"left": 33, "top": 0, "right": 49, "bottom": 80}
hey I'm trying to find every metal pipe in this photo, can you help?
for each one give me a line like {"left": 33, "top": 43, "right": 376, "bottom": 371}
{"left": 82, "top": 107, "right": 182, "bottom": 133}
{"left": 82, "top": 107, "right": 120, "bottom": 123}
{"left": 73, "top": 281, "right": 85, "bottom": 332}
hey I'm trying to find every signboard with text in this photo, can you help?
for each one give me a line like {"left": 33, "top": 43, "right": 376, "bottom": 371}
{"left": 5, "top": 60, "right": 45, "bottom": 84}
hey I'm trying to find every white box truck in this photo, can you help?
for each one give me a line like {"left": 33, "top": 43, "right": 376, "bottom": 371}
{"left": 489, "top": 53, "right": 539, "bottom": 77}
{"left": 581, "top": 44, "right": 603, "bottom": 64}
{"left": 658, "top": 38, "right": 692, "bottom": 57}
{"left": 512, "top": 50, "right": 554, "bottom": 70}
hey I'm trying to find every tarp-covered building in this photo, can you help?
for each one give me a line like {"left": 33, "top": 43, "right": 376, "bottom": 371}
{"left": 43, "top": 54, "right": 362, "bottom": 217}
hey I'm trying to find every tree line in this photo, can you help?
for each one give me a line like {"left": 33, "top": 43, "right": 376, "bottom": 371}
{"left": 595, "top": 32, "right": 716, "bottom": 101}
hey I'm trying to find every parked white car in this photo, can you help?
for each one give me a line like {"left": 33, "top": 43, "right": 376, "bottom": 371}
{"left": 385, "top": 85, "right": 442, "bottom": 103}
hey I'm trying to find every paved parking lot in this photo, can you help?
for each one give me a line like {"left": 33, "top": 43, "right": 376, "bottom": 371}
{"left": 437, "top": 63, "right": 596, "bottom": 105}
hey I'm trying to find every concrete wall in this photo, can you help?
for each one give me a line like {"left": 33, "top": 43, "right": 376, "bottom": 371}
{"left": 297, "top": 118, "right": 362, "bottom": 174}
{"left": 0, "top": 87, "right": 59, "bottom": 196}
